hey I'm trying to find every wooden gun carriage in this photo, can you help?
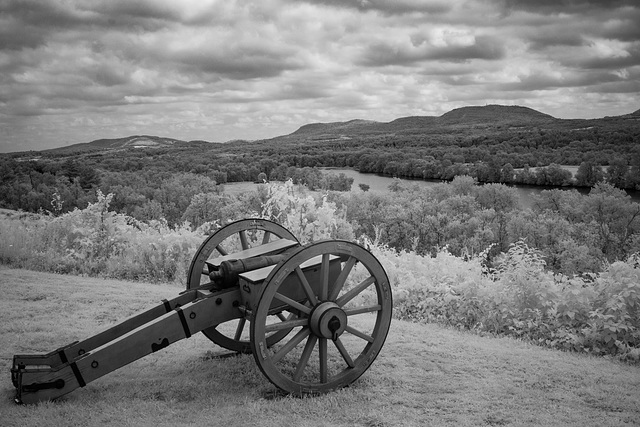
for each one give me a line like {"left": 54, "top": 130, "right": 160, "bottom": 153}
{"left": 11, "top": 219, "right": 392, "bottom": 404}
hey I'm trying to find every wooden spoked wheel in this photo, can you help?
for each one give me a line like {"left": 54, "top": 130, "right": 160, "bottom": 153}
{"left": 187, "top": 218, "right": 299, "bottom": 353}
{"left": 250, "top": 240, "right": 392, "bottom": 395}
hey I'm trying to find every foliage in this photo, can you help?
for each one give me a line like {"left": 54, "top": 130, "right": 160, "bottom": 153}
{"left": 381, "top": 239, "right": 640, "bottom": 363}
{"left": 261, "top": 179, "right": 354, "bottom": 243}
{"left": 575, "top": 161, "right": 604, "bottom": 187}
{"left": 333, "top": 177, "right": 640, "bottom": 275}
{"left": 0, "top": 191, "right": 204, "bottom": 283}
{"left": 0, "top": 180, "right": 354, "bottom": 282}
{"left": 2, "top": 108, "right": 640, "bottom": 222}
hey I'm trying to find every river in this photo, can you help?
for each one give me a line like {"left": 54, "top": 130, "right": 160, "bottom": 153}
{"left": 321, "top": 168, "right": 640, "bottom": 209}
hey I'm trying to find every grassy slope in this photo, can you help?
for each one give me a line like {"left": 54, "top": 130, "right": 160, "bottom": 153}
{"left": 1, "top": 268, "right": 638, "bottom": 427}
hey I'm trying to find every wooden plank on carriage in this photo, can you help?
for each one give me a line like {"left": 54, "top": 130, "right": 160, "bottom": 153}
{"left": 206, "top": 238, "right": 298, "bottom": 267}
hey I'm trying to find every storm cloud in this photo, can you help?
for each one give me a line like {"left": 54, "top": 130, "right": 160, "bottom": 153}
{"left": 1, "top": 0, "right": 638, "bottom": 151}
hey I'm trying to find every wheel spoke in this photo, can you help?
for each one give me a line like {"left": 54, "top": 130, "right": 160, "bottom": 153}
{"left": 344, "top": 305, "right": 381, "bottom": 316}
{"left": 264, "top": 318, "right": 308, "bottom": 332}
{"left": 328, "top": 256, "right": 357, "bottom": 301}
{"left": 336, "top": 276, "right": 376, "bottom": 307}
{"left": 274, "top": 292, "right": 312, "bottom": 315}
{"left": 215, "top": 244, "right": 228, "bottom": 256}
{"left": 233, "top": 318, "right": 247, "bottom": 341}
{"left": 345, "top": 325, "right": 375, "bottom": 343}
{"left": 249, "top": 240, "right": 392, "bottom": 395}
{"left": 190, "top": 219, "right": 301, "bottom": 353}
{"left": 321, "top": 253, "right": 330, "bottom": 300}
{"left": 239, "top": 230, "right": 249, "bottom": 250}
{"left": 293, "top": 335, "right": 317, "bottom": 382}
{"left": 333, "top": 337, "right": 355, "bottom": 368}
{"left": 272, "top": 328, "right": 310, "bottom": 364}
{"left": 295, "top": 267, "right": 318, "bottom": 305}
{"left": 319, "top": 338, "right": 328, "bottom": 383}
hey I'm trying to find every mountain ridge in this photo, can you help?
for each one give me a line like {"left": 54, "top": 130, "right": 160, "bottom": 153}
{"left": 266, "top": 104, "right": 560, "bottom": 143}
{"left": 38, "top": 135, "right": 216, "bottom": 155}
{"left": 17, "top": 104, "right": 639, "bottom": 154}
{"left": 268, "top": 104, "right": 638, "bottom": 143}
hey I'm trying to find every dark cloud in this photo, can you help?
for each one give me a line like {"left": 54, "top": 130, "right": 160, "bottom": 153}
{"left": 513, "top": 8, "right": 640, "bottom": 49}
{"left": 526, "top": 31, "right": 586, "bottom": 51}
{"left": 84, "top": 64, "right": 131, "bottom": 87}
{"left": 0, "top": 0, "right": 182, "bottom": 51}
{"left": 565, "top": 45, "right": 640, "bottom": 70}
{"left": 359, "top": 35, "right": 505, "bottom": 66}
{"left": 498, "top": 70, "right": 627, "bottom": 91}
{"left": 497, "top": 0, "right": 637, "bottom": 14}
{"left": 0, "top": 16, "right": 46, "bottom": 50}
{"left": 592, "top": 79, "right": 640, "bottom": 94}
{"left": 89, "top": 1, "right": 182, "bottom": 23}
{"left": 0, "top": 0, "right": 78, "bottom": 50}
{"left": 0, "top": 0, "right": 82, "bottom": 28}
{"left": 600, "top": 11, "right": 640, "bottom": 42}
{"left": 130, "top": 32, "right": 306, "bottom": 81}
{"left": 175, "top": 50, "right": 303, "bottom": 80}
{"left": 294, "top": 0, "right": 452, "bottom": 15}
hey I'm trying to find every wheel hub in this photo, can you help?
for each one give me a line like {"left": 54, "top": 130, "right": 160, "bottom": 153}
{"left": 309, "top": 302, "right": 347, "bottom": 340}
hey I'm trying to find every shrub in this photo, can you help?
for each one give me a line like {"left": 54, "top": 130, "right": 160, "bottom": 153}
{"left": 261, "top": 179, "right": 354, "bottom": 243}
{"left": 388, "top": 239, "right": 640, "bottom": 363}
{"left": 0, "top": 191, "right": 204, "bottom": 283}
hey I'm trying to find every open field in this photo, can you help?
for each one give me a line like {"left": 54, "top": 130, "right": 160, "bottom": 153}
{"left": 1, "top": 267, "right": 639, "bottom": 427}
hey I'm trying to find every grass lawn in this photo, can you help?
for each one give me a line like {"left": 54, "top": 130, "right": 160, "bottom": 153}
{"left": 1, "top": 267, "right": 638, "bottom": 426}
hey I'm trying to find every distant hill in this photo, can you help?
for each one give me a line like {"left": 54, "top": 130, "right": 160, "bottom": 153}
{"left": 385, "top": 116, "right": 439, "bottom": 131}
{"left": 438, "top": 105, "right": 555, "bottom": 125}
{"left": 292, "top": 119, "right": 379, "bottom": 135}
{"left": 42, "top": 135, "right": 214, "bottom": 155}
{"left": 270, "top": 104, "right": 558, "bottom": 143}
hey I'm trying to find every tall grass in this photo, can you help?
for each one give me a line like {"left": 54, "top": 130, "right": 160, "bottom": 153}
{"left": 0, "top": 192, "right": 203, "bottom": 283}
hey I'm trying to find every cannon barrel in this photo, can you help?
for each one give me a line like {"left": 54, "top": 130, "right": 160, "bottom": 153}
{"left": 208, "top": 254, "right": 287, "bottom": 288}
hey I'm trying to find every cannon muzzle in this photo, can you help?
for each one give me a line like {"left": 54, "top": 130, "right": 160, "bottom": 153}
{"left": 209, "top": 255, "right": 286, "bottom": 288}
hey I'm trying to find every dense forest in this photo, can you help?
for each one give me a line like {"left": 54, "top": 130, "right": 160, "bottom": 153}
{"left": 1, "top": 106, "right": 639, "bottom": 218}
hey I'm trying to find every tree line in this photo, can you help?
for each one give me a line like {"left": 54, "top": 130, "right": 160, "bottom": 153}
{"left": 330, "top": 177, "right": 640, "bottom": 276}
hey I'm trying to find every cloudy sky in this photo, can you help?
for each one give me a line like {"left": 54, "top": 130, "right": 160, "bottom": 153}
{"left": 1, "top": 0, "right": 639, "bottom": 152}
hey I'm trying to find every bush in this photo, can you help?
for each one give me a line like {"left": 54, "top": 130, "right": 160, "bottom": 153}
{"left": 261, "top": 179, "right": 354, "bottom": 243}
{"left": 388, "top": 239, "right": 640, "bottom": 363}
{"left": 0, "top": 191, "right": 204, "bottom": 283}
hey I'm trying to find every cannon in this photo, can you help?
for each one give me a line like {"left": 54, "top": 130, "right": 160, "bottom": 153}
{"left": 11, "top": 219, "right": 393, "bottom": 404}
